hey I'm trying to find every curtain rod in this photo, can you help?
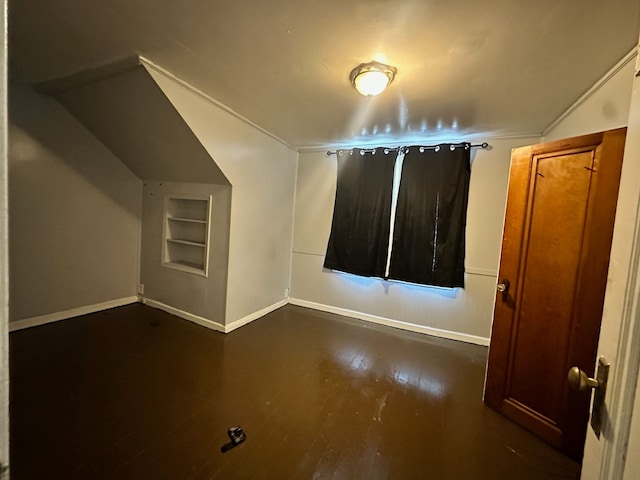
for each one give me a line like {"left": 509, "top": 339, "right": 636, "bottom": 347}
{"left": 326, "top": 142, "right": 489, "bottom": 156}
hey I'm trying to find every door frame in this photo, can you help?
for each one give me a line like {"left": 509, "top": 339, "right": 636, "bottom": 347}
{"left": 0, "top": 0, "right": 8, "bottom": 476}
{"left": 580, "top": 51, "right": 640, "bottom": 479}
{"left": 591, "top": 144, "right": 640, "bottom": 480}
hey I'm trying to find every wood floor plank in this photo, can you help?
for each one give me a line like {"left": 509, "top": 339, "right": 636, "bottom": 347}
{"left": 9, "top": 303, "right": 581, "bottom": 479}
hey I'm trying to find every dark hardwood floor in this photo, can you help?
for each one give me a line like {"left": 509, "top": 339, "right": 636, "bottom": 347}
{"left": 9, "top": 304, "right": 580, "bottom": 479}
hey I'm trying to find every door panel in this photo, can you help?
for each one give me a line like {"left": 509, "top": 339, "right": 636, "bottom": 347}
{"left": 511, "top": 150, "right": 593, "bottom": 420}
{"left": 485, "top": 128, "right": 626, "bottom": 460}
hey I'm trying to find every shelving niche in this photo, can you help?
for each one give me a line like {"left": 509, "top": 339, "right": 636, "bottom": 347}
{"left": 162, "top": 194, "right": 212, "bottom": 276}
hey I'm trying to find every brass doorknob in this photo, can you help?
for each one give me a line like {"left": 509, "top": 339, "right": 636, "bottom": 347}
{"left": 568, "top": 358, "right": 610, "bottom": 438}
{"left": 568, "top": 366, "right": 600, "bottom": 391}
{"left": 496, "top": 279, "right": 510, "bottom": 302}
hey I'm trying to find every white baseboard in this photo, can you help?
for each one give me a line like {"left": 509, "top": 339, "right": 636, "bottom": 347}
{"left": 225, "top": 299, "right": 288, "bottom": 333}
{"left": 142, "top": 299, "right": 225, "bottom": 332}
{"left": 289, "top": 298, "right": 490, "bottom": 346}
{"left": 9, "top": 296, "right": 139, "bottom": 332}
{"left": 143, "top": 298, "right": 288, "bottom": 333}
{"left": 9, "top": 295, "right": 489, "bottom": 347}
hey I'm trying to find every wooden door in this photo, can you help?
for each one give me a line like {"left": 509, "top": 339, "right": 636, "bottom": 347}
{"left": 484, "top": 128, "right": 626, "bottom": 460}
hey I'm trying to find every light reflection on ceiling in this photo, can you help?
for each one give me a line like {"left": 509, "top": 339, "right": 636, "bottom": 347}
{"left": 9, "top": 0, "right": 639, "bottom": 148}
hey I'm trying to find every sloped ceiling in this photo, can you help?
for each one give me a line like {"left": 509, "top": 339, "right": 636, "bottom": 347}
{"left": 9, "top": 0, "right": 640, "bottom": 148}
{"left": 37, "top": 58, "right": 230, "bottom": 185}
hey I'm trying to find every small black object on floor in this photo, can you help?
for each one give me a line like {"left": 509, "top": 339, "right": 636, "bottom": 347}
{"left": 221, "top": 426, "right": 246, "bottom": 453}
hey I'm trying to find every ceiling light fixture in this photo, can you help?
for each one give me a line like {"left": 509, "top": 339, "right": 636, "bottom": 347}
{"left": 350, "top": 61, "right": 397, "bottom": 96}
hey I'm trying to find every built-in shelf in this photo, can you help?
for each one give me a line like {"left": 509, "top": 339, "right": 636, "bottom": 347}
{"left": 162, "top": 194, "right": 212, "bottom": 276}
{"left": 169, "top": 217, "right": 207, "bottom": 224}
{"left": 167, "top": 238, "right": 206, "bottom": 247}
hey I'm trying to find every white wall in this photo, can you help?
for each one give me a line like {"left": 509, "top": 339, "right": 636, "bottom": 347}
{"left": 8, "top": 84, "right": 142, "bottom": 324}
{"left": 579, "top": 51, "right": 640, "bottom": 479}
{"left": 544, "top": 53, "right": 636, "bottom": 142}
{"left": 290, "top": 138, "right": 535, "bottom": 344}
{"left": 140, "top": 181, "right": 230, "bottom": 327}
{"left": 146, "top": 65, "right": 298, "bottom": 325}
{"left": 288, "top": 49, "right": 639, "bottom": 346}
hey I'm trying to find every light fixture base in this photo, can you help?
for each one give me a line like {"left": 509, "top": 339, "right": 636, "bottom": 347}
{"left": 350, "top": 61, "right": 397, "bottom": 96}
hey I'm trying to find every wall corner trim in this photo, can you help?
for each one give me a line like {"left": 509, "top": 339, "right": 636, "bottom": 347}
{"left": 289, "top": 297, "right": 490, "bottom": 346}
{"left": 143, "top": 298, "right": 225, "bottom": 332}
{"left": 35, "top": 55, "right": 143, "bottom": 95}
{"left": 138, "top": 56, "right": 297, "bottom": 152}
{"left": 8, "top": 296, "right": 139, "bottom": 332}
{"left": 225, "top": 299, "right": 288, "bottom": 333}
{"left": 465, "top": 267, "right": 498, "bottom": 277}
{"left": 543, "top": 47, "right": 638, "bottom": 136}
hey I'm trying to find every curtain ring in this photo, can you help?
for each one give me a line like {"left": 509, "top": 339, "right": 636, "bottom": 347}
{"left": 450, "top": 144, "right": 456, "bottom": 151}
{"left": 435, "top": 146, "right": 440, "bottom": 152}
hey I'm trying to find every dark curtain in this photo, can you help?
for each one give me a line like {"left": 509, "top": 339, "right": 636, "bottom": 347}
{"left": 388, "top": 145, "right": 470, "bottom": 287}
{"left": 324, "top": 150, "right": 396, "bottom": 278}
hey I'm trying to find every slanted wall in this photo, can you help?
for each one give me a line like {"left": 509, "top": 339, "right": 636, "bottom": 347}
{"left": 40, "top": 57, "right": 232, "bottom": 326}
{"left": 144, "top": 62, "right": 298, "bottom": 327}
{"left": 9, "top": 83, "right": 142, "bottom": 325}
{"left": 39, "top": 55, "right": 298, "bottom": 328}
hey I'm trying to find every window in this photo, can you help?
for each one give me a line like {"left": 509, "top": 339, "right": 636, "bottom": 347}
{"left": 324, "top": 144, "right": 471, "bottom": 288}
{"left": 324, "top": 150, "right": 396, "bottom": 278}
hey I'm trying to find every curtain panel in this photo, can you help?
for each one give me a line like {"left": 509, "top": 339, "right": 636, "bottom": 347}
{"left": 388, "top": 145, "right": 471, "bottom": 287}
{"left": 323, "top": 150, "right": 396, "bottom": 278}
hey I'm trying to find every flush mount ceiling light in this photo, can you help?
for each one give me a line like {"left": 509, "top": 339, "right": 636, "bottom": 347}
{"left": 350, "top": 61, "right": 397, "bottom": 96}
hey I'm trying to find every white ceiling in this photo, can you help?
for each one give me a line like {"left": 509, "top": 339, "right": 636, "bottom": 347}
{"left": 9, "top": 0, "right": 640, "bottom": 149}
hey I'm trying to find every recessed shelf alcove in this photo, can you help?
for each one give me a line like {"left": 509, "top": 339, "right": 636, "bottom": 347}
{"left": 162, "top": 194, "right": 212, "bottom": 276}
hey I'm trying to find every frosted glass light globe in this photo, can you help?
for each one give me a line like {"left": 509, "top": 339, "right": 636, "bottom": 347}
{"left": 354, "top": 70, "right": 391, "bottom": 96}
{"left": 350, "top": 61, "right": 397, "bottom": 97}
